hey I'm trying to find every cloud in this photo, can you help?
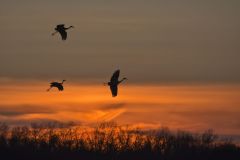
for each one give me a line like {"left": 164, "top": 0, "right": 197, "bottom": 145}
{"left": 100, "top": 103, "right": 126, "bottom": 110}
{"left": 0, "top": 118, "right": 80, "bottom": 128}
{"left": 0, "top": 103, "right": 127, "bottom": 124}
{"left": 0, "top": 104, "right": 56, "bottom": 117}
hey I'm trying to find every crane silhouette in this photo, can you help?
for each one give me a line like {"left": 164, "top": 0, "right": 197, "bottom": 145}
{"left": 52, "top": 24, "right": 74, "bottom": 40}
{"left": 105, "top": 70, "right": 127, "bottom": 97}
{"left": 47, "top": 80, "right": 66, "bottom": 91}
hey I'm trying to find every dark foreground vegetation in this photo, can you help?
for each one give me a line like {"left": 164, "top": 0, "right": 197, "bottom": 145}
{"left": 0, "top": 122, "right": 239, "bottom": 160}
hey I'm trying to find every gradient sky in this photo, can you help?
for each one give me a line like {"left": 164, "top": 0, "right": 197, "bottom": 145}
{"left": 1, "top": 0, "right": 240, "bottom": 82}
{"left": 1, "top": 82, "right": 240, "bottom": 136}
{"left": 0, "top": 0, "right": 240, "bottom": 140}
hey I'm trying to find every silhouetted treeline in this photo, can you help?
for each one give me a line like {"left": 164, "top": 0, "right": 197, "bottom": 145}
{"left": 0, "top": 122, "right": 239, "bottom": 160}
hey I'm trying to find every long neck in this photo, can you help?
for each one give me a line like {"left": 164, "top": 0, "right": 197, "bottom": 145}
{"left": 65, "top": 26, "right": 73, "bottom": 30}
{"left": 61, "top": 80, "right": 65, "bottom": 84}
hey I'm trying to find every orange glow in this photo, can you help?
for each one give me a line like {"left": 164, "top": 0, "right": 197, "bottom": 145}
{"left": 0, "top": 81, "right": 240, "bottom": 135}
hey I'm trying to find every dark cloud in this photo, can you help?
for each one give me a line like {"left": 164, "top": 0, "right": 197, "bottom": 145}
{"left": 0, "top": 105, "right": 56, "bottom": 117}
{"left": 0, "top": 118, "right": 80, "bottom": 128}
{"left": 168, "top": 110, "right": 240, "bottom": 119}
{"left": 100, "top": 103, "right": 126, "bottom": 110}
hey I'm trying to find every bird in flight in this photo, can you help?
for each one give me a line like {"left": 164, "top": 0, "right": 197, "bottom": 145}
{"left": 52, "top": 24, "right": 74, "bottom": 40}
{"left": 47, "top": 80, "right": 66, "bottom": 91}
{"left": 105, "top": 70, "right": 127, "bottom": 97}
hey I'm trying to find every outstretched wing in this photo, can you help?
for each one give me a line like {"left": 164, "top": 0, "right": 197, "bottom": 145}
{"left": 59, "top": 30, "right": 67, "bottom": 40}
{"left": 57, "top": 85, "right": 64, "bottom": 91}
{"left": 110, "top": 85, "right": 118, "bottom": 97}
{"left": 110, "top": 70, "right": 120, "bottom": 83}
{"left": 50, "top": 82, "right": 58, "bottom": 86}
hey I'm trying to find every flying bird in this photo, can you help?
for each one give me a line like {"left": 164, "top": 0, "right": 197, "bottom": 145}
{"left": 105, "top": 70, "right": 127, "bottom": 97}
{"left": 47, "top": 80, "right": 66, "bottom": 91}
{"left": 52, "top": 24, "right": 74, "bottom": 40}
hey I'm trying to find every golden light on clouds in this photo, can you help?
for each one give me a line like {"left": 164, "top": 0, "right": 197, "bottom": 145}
{"left": 0, "top": 81, "right": 240, "bottom": 135}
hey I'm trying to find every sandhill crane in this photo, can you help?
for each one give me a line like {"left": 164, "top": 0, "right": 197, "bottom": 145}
{"left": 52, "top": 24, "right": 74, "bottom": 40}
{"left": 105, "top": 70, "right": 127, "bottom": 97}
{"left": 47, "top": 80, "right": 66, "bottom": 91}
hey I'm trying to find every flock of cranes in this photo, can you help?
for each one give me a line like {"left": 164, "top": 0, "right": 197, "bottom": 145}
{"left": 49, "top": 24, "right": 127, "bottom": 97}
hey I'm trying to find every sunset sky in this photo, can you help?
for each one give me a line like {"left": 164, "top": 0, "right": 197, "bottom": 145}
{"left": 0, "top": 1, "right": 240, "bottom": 138}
